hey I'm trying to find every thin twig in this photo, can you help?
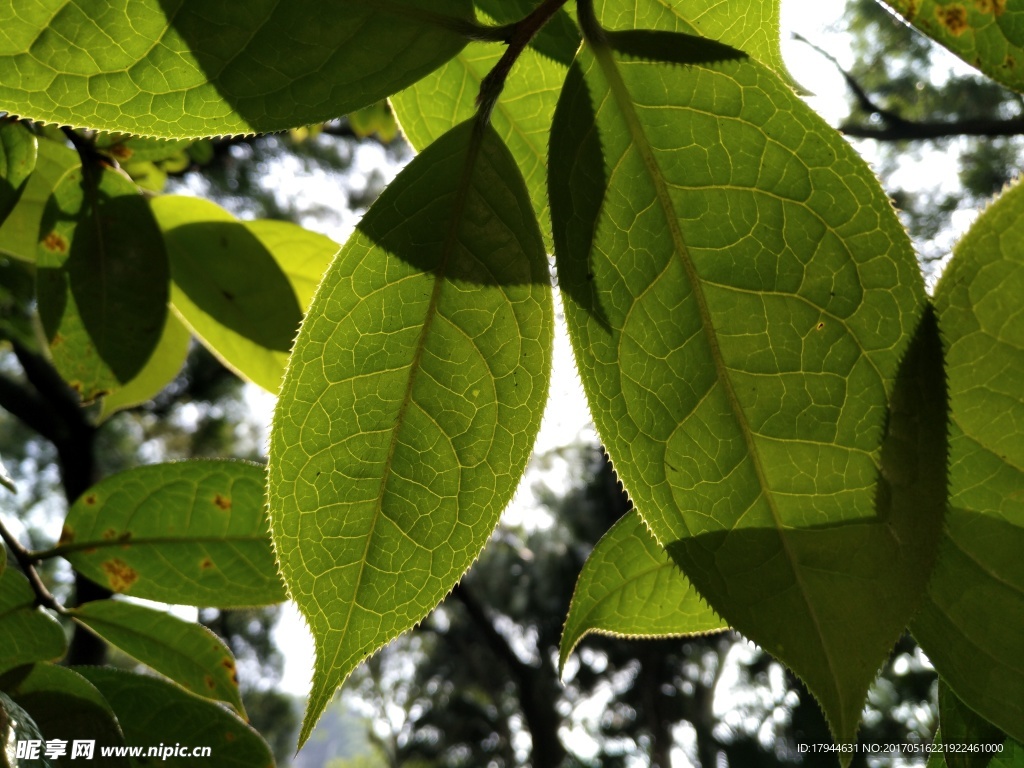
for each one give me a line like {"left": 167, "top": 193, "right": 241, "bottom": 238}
{"left": 476, "top": 0, "right": 573, "bottom": 125}
{"left": 0, "top": 517, "right": 65, "bottom": 614}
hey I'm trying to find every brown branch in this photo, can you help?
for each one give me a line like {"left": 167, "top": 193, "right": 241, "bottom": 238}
{"left": 840, "top": 117, "right": 1024, "bottom": 141}
{"left": 451, "top": 583, "right": 567, "bottom": 768}
{"left": 792, "top": 32, "right": 1024, "bottom": 142}
{"left": 0, "top": 517, "right": 64, "bottom": 614}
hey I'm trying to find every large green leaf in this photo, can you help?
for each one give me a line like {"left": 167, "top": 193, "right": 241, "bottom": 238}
{"left": 269, "top": 119, "right": 552, "bottom": 746}
{"left": 76, "top": 667, "right": 274, "bottom": 768}
{"left": 0, "top": 569, "right": 66, "bottom": 675}
{"left": 0, "top": 120, "right": 37, "bottom": 225}
{"left": 0, "top": 663, "right": 128, "bottom": 767}
{"left": 559, "top": 509, "right": 727, "bottom": 673}
{"left": 0, "top": 0, "right": 474, "bottom": 139}
{"left": 550, "top": 30, "right": 936, "bottom": 747}
{"left": 151, "top": 196, "right": 338, "bottom": 392}
{"left": 0, "top": 138, "right": 78, "bottom": 263}
{"left": 59, "top": 460, "right": 285, "bottom": 607}
{"left": 70, "top": 600, "right": 244, "bottom": 715}
{"left": 392, "top": 1, "right": 579, "bottom": 247}
{"left": 36, "top": 165, "right": 169, "bottom": 402}
{"left": 913, "top": 180, "right": 1024, "bottom": 744}
{"left": 882, "top": 0, "right": 1024, "bottom": 94}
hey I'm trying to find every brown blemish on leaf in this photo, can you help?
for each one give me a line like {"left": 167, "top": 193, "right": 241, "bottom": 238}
{"left": 103, "top": 528, "right": 118, "bottom": 540}
{"left": 84, "top": 493, "right": 98, "bottom": 506}
{"left": 204, "top": 675, "right": 216, "bottom": 690}
{"left": 109, "top": 144, "right": 133, "bottom": 160}
{"left": 816, "top": 322, "right": 826, "bottom": 331}
{"left": 935, "top": 3, "right": 969, "bottom": 35}
{"left": 200, "top": 557, "right": 214, "bottom": 570}
{"left": 42, "top": 232, "right": 67, "bottom": 253}
{"left": 59, "top": 525, "right": 75, "bottom": 545}
{"left": 213, "top": 493, "right": 231, "bottom": 510}
{"left": 974, "top": 0, "right": 1006, "bottom": 13}
{"left": 222, "top": 658, "right": 238, "bottom": 685}
{"left": 225, "top": 732, "right": 235, "bottom": 743}
{"left": 1005, "top": 54, "right": 1016, "bottom": 68}
{"left": 101, "top": 558, "right": 139, "bottom": 592}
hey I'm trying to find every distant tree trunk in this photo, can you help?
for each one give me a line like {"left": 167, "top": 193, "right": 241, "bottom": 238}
{"left": 13, "top": 344, "right": 109, "bottom": 665}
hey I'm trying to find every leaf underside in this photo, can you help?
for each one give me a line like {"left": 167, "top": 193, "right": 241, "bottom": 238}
{"left": 269, "top": 119, "right": 552, "bottom": 747}
{"left": 62, "top": 460, "right": 286, "bottom": 607}
{"left": 883, "top": 0, "right": 1024, "bottom": 94}
{"left": 0, "top": 0, "right": 475, "bottom": 138}
{"left": 913, "top": 179, "right": 1024, "bottom": 744}
{"left": 550, "top": 31, "right": 935, "bottom": 746}
{"left": 559, "top": 509, "right": 728, "bottom": 674}
{"left": 0, "top": 568, "right": 67, "bottom": 675}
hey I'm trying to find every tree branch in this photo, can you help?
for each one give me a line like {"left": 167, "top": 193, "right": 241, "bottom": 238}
{"left": 0, "top": 372, "right": 61, "bottom": 442}
{"left": 0, "top": 517, "right": 64, "bottom": 614}
{"left": 839, "top": 117, "right": 1024, "bottom": 141}
{"left": 793, "top": 32, "right": 1024, "bottom": 142}
{"left": 451, "top": 583, "right": 567, "bottom": 768}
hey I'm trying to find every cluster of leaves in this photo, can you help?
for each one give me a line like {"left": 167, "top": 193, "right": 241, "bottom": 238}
{"left": 0, "top": 0, "right": 1022, "bottom": 765}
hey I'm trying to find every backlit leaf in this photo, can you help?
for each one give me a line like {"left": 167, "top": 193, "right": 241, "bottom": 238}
{"left": 0, "top": 0, "right": 475, "bottom": 138}
{"left": 70, "top": 600, "right": 245, "bottom": 716}
{"left": 96, "top": 311, "right": 192, "bottom": 422}
{"left": 0, "top": 120, "right": 37, "bottom": 225}
{"left": 913, "top": 180, "right": 1024, "bottom": 744}
{"left": 76, "top": 667, "right": 274, "bottom": 768}
{"left": 391, "top": 1, "right": 579, "bottom": 246}
{"left": 36, "top": 165, "right": 169, "bottom": 402}
{"left": 882, "top": 0, "right": 1024, "bottom": 93}
{"left": 594, "top": 0, "right": 798, "bottom": 86}
{"left": 60, "top": 460, "right": 285, "bottom": 607}
{"left": 0, "top": 663, "right": 128, "bottom": 766}
{"left": 0, "top": 137, "right": 78, "bottom": 263}
{"left": 559, "top": 509, "right": 727, "bottom": 674}
{"left": 151, "top": 196, "right": 338, "bottom": 392}
{"left": 269, "top": 119, "right": 552, "bottom": 746}
{"left": 550, "top": 30, "right": 933, "bottom": 746}
{"left": 0, "top": 569, "right": 66, "bottom": 675}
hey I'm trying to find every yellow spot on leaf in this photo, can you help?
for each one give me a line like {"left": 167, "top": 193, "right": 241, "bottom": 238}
{"left": 973, "top": 0, "right": 1006, "bottom": 13}
{"left": 936, "top": 3, "right": 969, "bottom": 34}
{"left": 59, "top": 526, "right": 75, "bottom": 545}
{"left": 200, "top": 557, "right": 214, "bottom": 571}
{"left": 213, "top": 493, "right": 231, "bottom": 511}
{"left": 42, "top": 232, "right": 67, "bottom": 253}
{"left": 101, "top": 559, "right": 139, "bottom": 592}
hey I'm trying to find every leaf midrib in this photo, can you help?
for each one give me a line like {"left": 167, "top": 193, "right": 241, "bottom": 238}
{"left": 328, "top": 123, "right": 488, "bottom": 674}
{"left": 587, "top": 39, "right": 844, "bottom": 722}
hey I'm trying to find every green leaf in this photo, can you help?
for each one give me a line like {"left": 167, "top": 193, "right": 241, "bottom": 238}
{"left": 0, "top": 138, "right": 78, "bottom": 263}
{"left": 0, "top": 691, "right": 50, "bottom": 768}
{"left": 0, "top": 569, "right": 66, "bottom": 675}
{"left": 559, "top": 509, "right": 727, "bottom": 674}
{"left": 60, "top": 460, "right": 285, "bottom": 607}
{"left": 150, "top": 196, "right": 338, "bottom": 392}
{"left": 96, "top": 312, "right": 192, "bottom": 422}
{"left": 36, "top": 165, "right": 169, "bottom": 403}
{"left": 0, "top": 663, "right": 128, "bottom": 767}
{"left": 593, "top": 0, "right": 798, "bottom": 86}
{"left": 70, "top": 600, "right": 244, "bottom": 716}
{"left": 75, "top": 667, "right": 274, "bottom": 768}
{"left": 939, "top": 680, "right": 1008, "bottom": 768}
{"left": 391, "top": 2, "right": 579, "bottom": 247}
{"left": 269, "top": 119, "right": 552, "bottom": 747}
{"left": 550, "top": 30, "right": 934, "bottom": 747}
{"left": 913, "top": 180, "right": 1024, "bottom": 744}
{"left": 0, "top": 256, "right": 37, "bottom": 349}
{"left": 0, "top": 0, "right": 474, "bottom": 139}
{"left": 0, "top": 120, "right": 37, "bottom": 225}
{"left": 882, "top": 0, "right": 1024, "bottom": 94}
